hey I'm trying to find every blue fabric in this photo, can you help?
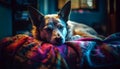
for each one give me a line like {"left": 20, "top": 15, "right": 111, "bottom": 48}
{"left": 0, "top": 33, "right": 120, "bottom": 69}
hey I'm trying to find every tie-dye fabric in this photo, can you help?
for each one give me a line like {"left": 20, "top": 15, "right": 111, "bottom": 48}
{"left": 0, "top": 33, "right": 120, "bottom": 69}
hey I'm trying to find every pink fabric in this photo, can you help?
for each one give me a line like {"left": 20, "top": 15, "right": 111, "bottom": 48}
{"left": 0, "top": 33, "right": 120, "bottom": 69}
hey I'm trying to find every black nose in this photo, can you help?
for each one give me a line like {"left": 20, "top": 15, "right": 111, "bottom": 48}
{"left": 55, "top": 37, "right": 62, "bottom": 43}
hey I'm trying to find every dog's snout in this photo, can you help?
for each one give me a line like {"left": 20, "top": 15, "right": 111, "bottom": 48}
{"left": 55, "top": 37, "right": 62, "bottom": 42}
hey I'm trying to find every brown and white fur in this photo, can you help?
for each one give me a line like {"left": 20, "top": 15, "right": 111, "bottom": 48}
{"left": 28, "top": 1, "right": 100, "bottom": 45}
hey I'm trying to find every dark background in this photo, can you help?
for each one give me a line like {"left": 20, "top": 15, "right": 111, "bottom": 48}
{"left": 0, "top": 0, "right": 119, "bottom": 39}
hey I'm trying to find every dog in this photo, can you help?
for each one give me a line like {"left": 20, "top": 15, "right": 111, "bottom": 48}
{"left": 28, "top": 1, "right": 100, "bottom": 45}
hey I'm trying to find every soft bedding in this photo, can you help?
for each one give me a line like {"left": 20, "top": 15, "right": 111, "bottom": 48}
{"left": 0, "top": 33, "right": 120, "bottom": 69}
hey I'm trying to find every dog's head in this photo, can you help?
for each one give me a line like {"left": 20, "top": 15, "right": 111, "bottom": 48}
{"left": 28, "top": 1, "right": 71, "bottom": 45}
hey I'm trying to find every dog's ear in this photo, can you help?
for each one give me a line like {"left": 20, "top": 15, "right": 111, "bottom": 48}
{"left": 28, "top": 6, "right": 44, "bottom": 27}
{"left": 58, "top": 1, "right": 71, "bottom": 22}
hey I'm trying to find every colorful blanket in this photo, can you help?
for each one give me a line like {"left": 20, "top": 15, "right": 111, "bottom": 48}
{"left": 0, "top": 33, "right": 120, "bottom": 69}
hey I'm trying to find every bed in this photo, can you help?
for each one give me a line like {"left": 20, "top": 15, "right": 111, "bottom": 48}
{"left": 0, "top": 33, "right": 120, "bottom": 69}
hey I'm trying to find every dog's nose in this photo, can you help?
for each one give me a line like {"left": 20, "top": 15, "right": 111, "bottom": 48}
{"left": 55, "top": 37, "right": 62, "bottom": 43}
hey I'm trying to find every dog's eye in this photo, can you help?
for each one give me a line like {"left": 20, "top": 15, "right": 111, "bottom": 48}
{"left": 44, "top": 26, "right": 53, "bottom": 31}
{"left": 47, "top": 27, "right": 53, "bottom": 31}
{"left": 57, "top": 25, "right": 64, "bottom": 29}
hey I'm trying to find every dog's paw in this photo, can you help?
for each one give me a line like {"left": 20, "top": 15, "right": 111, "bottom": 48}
{"left": 70, "top": 35, "right": 82, "bottom": 41}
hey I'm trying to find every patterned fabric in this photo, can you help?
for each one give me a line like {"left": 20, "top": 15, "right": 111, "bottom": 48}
{"left": 0, "top": 33, "right": 120, "bottom": 69}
